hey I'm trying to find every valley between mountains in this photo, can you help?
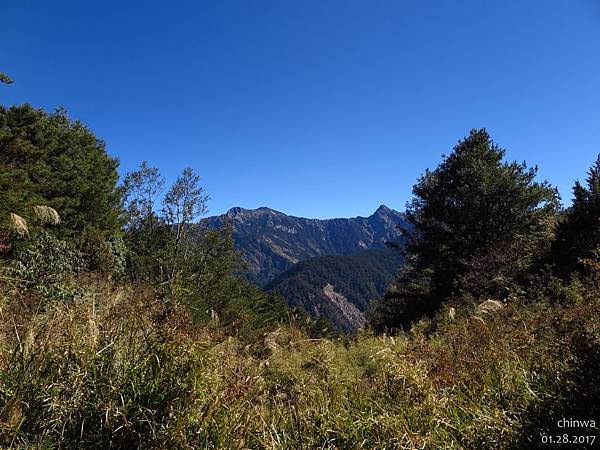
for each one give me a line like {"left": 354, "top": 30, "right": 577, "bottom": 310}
{"left": 203, "top": 205, "right": 408, "bottom": 331}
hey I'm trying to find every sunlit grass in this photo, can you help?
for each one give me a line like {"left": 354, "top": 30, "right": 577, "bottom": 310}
{"left": 0, "top": 275, "right": 598, "bottom": 449}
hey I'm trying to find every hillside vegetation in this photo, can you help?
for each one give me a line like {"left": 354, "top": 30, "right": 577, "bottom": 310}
{"left": 267, "top": 248, "right": 404, "bottom": 332}
{"left": 1, "top": 103, "right": 599, "bottom": 449}
{"left": 1, "top": 271, "right": 599, "bottom": 449}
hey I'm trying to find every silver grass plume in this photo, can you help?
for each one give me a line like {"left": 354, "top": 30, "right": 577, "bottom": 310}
{"left": 9, "top": 213, "right": 29, "bottom": 237}
{"left": 32, "top": 205, "right": 61, "bottom": 226}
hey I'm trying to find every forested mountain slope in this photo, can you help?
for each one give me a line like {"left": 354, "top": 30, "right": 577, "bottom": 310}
{"left": 266, "top": 248, "right": 404, "bottom": 332}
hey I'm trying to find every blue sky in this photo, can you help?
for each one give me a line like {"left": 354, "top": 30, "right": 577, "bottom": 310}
{"left": 2, "top": 1, "right": 600, "bottom": 218}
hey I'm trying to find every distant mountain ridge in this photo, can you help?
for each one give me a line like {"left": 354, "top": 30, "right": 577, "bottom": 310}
{"left": 203, "top": 205, "right": 407, "bottom": 286}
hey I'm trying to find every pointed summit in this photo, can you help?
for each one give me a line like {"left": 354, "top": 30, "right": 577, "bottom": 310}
{"left": 373, "top": 204, "right": 393, "bottom": 217}
{"left": 225, "top": 206, "right": 247, "bottom": 217}
{"left": 375, "top": 204, "right": 391, "bottom": 214}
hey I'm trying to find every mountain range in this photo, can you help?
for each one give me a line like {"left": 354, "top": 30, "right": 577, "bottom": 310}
{"left": 203, "top": 205, "right": 407, "bottom": 286}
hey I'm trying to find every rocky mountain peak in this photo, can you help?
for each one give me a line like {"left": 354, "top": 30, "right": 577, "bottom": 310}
{"left": 374, "top": 204, "right": 392, "bottom": 215}
{"left": 225, "top": 206, "right": 283, "bottom": 218}
{"left": 225, "top": 206, "right": 247, "bottom": 217}
{"left": 204, "top": 205, "right": 408, "bottom": 286}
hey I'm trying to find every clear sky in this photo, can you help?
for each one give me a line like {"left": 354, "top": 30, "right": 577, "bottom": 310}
{"left": 2, "top": 1, "right": 600, "bottom": 218}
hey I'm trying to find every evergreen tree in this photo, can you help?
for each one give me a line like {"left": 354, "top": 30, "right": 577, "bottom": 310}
{"left": 370, "top": 129, "right": 559, "bottom": 331}
{"left": 552, "top": 154, "right": 600, "bottom": 276}
{"left": 0, "top": 105, "right": 122, "bottom": 237}
{"left": 0, "top": 105, "right": 123, "bottom": 269}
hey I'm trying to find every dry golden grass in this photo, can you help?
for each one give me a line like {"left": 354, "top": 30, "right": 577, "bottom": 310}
{"left": 8, "top": 214, "right": 28, "bottom": 238}
{"left": 31, "top": 206, "right": 60, "bottom": 226}
{"left": 5, "top": 206, "right": 61, "bottom": 241}
{"left": 0, "top": 273, "right": 598, "bottom": 449}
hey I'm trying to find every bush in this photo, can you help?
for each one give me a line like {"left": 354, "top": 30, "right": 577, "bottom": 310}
{"left": 78, "top": 227, "right": 128, "bottom": 278}
{"left": 9, "top": 231, "right": 85, "bottom": 300}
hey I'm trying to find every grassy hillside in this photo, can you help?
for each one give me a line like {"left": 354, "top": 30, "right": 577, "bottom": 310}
{"left": 1, "top": 270, "right": 599, "bottom": 448}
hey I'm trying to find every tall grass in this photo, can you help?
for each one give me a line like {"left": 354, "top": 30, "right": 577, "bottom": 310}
{"left": 0, "top": 274, "right": 598, "bottom": 449}
{"left": 8, "top": 214, "right": 28, "bottom": 238}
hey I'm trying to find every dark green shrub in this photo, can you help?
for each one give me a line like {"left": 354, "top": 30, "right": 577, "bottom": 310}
{"left": 10, "top": 231, "right": 85, "bottom": 300}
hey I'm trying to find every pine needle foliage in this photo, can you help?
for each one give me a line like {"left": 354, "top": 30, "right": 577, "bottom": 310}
{"left": 371, "top": 129, "right": 560, "bottom": 331}
{"left": 0, "top": 104, "right": 122, "bottom": 238}
{"left": 552, "top": 154, "right": 600, "bottom": 277}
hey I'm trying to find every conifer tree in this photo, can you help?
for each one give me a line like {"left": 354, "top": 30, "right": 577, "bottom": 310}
{"left": 552, "top": 154, "right": 600, "bottom": 276}
{"left": 0, "top": 105, "right": 122, "bottom": 268}
{"left": 0, "top": 105, "right": 122, "bottom": 237}
{"left": 370, "top": 129, "right": 559, "bottom": 331}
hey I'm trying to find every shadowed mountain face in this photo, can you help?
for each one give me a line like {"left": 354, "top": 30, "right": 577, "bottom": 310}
{"left": 203, "top": 205, "right": 407, "bottom": 286}
{"left": 265, "top": 248, "right": 405, "bottom": 332}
